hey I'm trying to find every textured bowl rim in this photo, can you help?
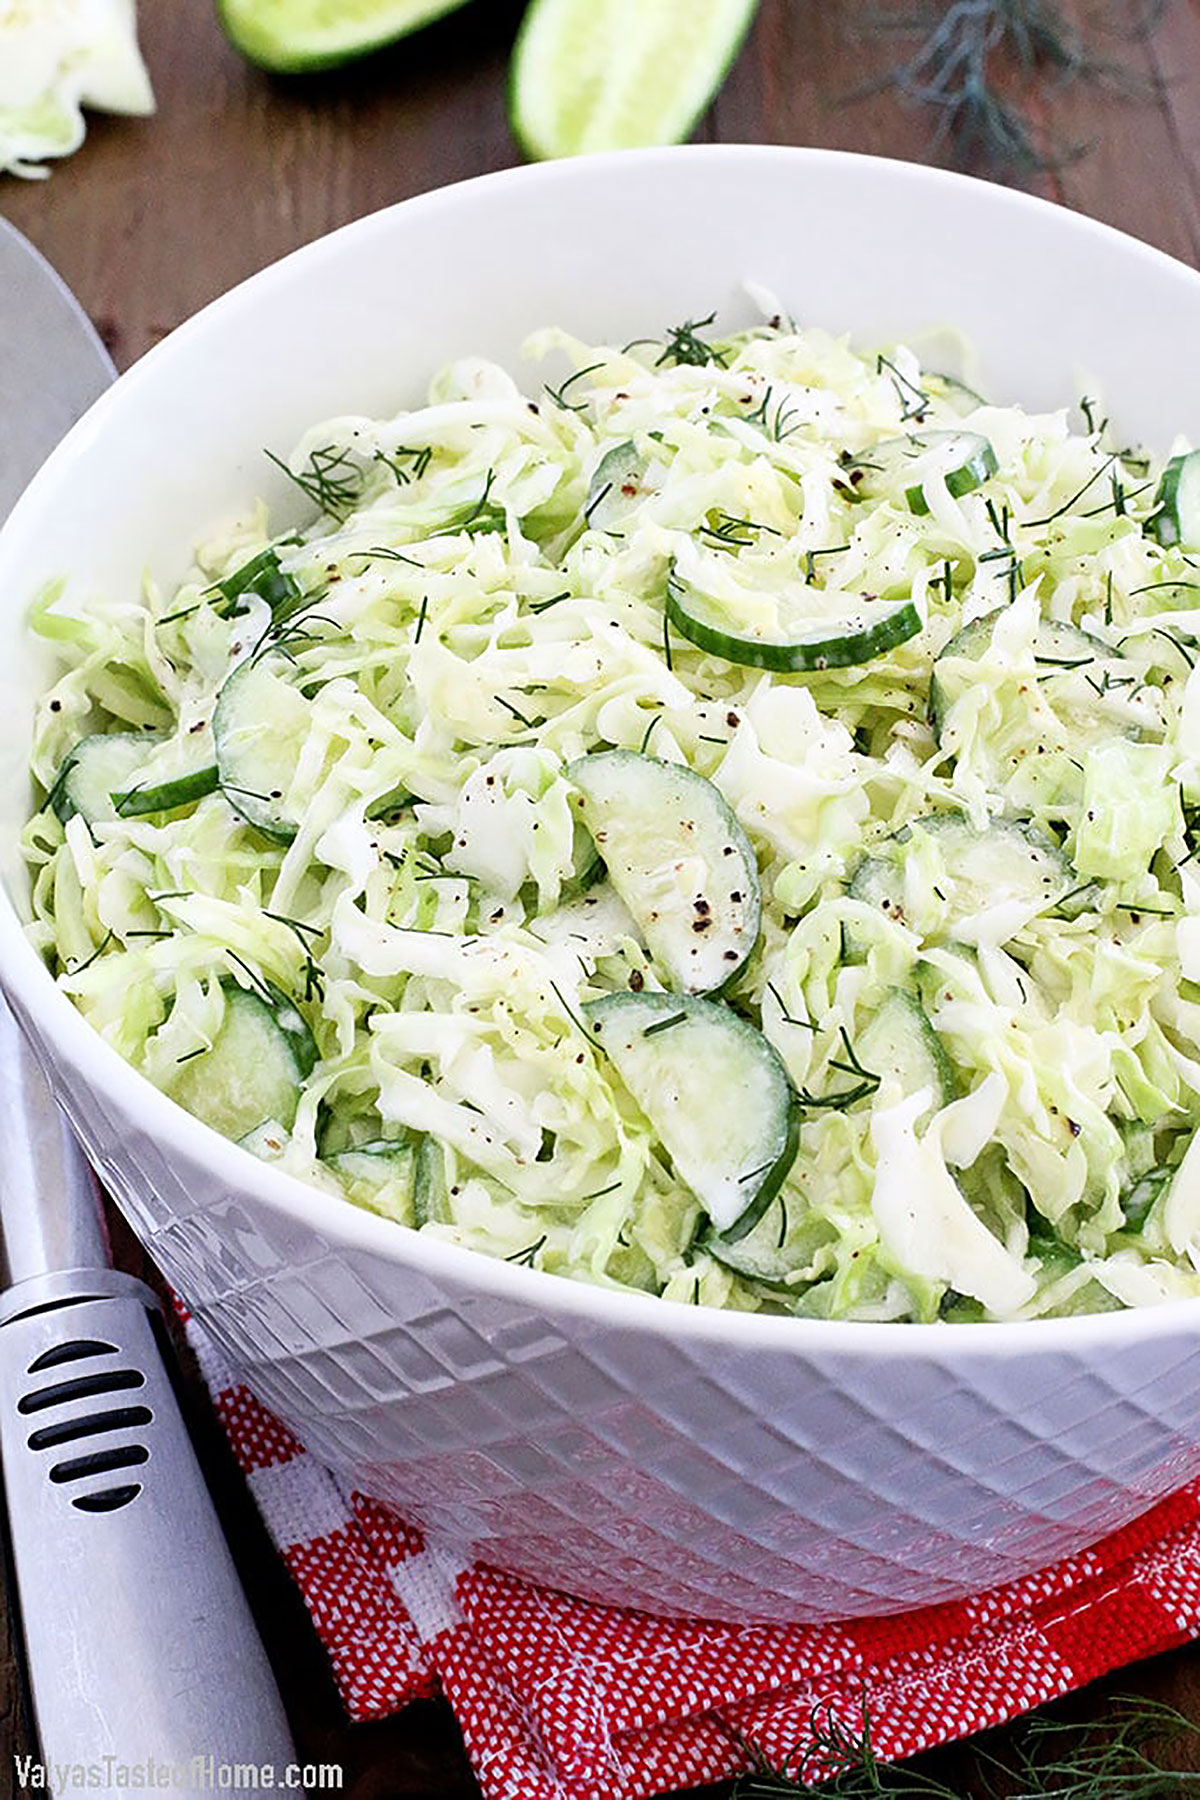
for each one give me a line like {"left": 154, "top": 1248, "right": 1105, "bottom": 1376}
{"left": 3, "top": 141, "right": 1200, "bottom": 1359}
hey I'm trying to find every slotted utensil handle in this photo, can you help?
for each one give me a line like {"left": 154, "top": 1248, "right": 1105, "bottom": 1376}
{"left": 0, "top": 1273, "right": 297, "bottom": 1781}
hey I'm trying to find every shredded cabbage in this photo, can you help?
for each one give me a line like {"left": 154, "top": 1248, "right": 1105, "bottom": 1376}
{"left": 0, "top": 0, "right": 153, "bottom": 179}
{"left": 24, "top": 309, "right": 1200, "bottom": 1322}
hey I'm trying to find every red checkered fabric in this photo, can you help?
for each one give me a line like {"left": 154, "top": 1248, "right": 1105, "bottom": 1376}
{"left": 190, "top": 1327, "right": 1200, "bottom": 1799}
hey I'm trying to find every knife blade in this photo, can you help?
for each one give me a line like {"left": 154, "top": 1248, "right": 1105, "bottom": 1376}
{"left": 0, "top": 222, "right": 298, "bottom": 1784}
{"left": 0, "top": 217, "right": 113, "bottom": 519}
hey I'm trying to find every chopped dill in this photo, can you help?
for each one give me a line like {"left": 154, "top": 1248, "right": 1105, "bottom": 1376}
{"left": 544, "top": 362, "right": 604, "bottom": 412}
{"left": 700, "top": 511, "right": 782, "bottom": 552}
{"left": 505, "top": 1235, "right": 546, "bottom": 1267}
{"left": 744, "top": 385, "right": 803, "bottom": 441}
{"left": 657, "top": 312, "right": 727, "bottom": 370}
{"left": 64, "top": 930, "right": 115, "bottom": 976}
{"left": 639, "top": 711, "right": 663, "bottom": 755}
{"left": 354, "top": 545, "right": 423, "bottom": 569}
{"left": 643, "top": 1010, "right": 687, "bottom": 1037}
{"left": 496, "top": 695, "right": 541, "bottom": 729}
{"left": 804, "top": 544, "right": 850, "bottom": 583}
{"left": 375, "top": 444, "right": 433, "bottom": 485}
{"left": 876, "top": 353, "right": 929, "bottom": 423}
{"left": 1026, "top": 453, "right": 1117, "bottom": 527}
{"left": 225, "top": 949, "right": 274, "bottom": 1002}
{"left": 583, "top": 481, "right": 614, "bottom": 525}
{"left": 766, "top": 982, "right": 815, "bottom": 1031}
{"left": 265, "top": 444, "right": 362, "bottom": 520}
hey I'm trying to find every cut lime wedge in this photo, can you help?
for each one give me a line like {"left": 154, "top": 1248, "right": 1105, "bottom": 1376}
{"left": 217, "top": 0, "right": 475, "bottom": 72}
{"left": 510, "top": 0, "right": 759, "bottom": 160}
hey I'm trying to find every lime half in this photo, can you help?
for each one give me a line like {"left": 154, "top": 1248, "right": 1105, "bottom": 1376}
{"left": 510, "top": 0, "right": 759, "bottom": 160}
{"left": 217, "top": 0, "right": 475, "bottom": 72}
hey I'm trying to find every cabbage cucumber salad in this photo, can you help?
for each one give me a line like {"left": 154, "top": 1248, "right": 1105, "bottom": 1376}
{"left": 24, "top": 306, "right": 1200, "bottom": 1322}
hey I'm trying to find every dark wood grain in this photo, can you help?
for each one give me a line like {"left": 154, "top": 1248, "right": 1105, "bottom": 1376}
{"left": 4, "top": 2, "right": 1200, "bottom": 1793}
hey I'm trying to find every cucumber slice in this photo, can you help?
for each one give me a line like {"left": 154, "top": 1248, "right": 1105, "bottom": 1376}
{"left": 49, "top": 733, "right": 162, "bottom": 824}
{"left": 583, "top": 991, "right": 799, "bottom": 1238}
{"left": 111, "top": 765, "right": 221, "bottom": 818}
{"left": 848, "top": 814, "right": 1075, "bottom": 938}
{"left": 666, "top": 570, "right": 922, "bottom": 673}
{"left": 567, "top": 750, "right": 760, "bottom": 993}
{"left": 854, "top": 431, "right": 998, "bottom": 515}
{"left": 217, "top": 0, "right": 474, "bottom": 72}
{"left": 510, "top": 0, "right": 758, "bottom": 159}
{"left": 413, "top": 1135, "right": 452, "bottom": 1226}
{"left": 168, "top": 980, "right": 318, "bottom": 1142}
{"left": 213, "top": 651, "right": 310, "bottom": 841}
{"left": 584, "top": 441, "right": 642, "bottom": 530}
{"left": 857, "top": 988, "right": 955, "bottom": 1124}
{"left": 1145, "top": 449, "right": 1200, "bottom": 549}
{"left": 209, "top": 547, "right": 301, "bottom": 618}
{"left": 49, "top": 732, "right": 220, "bottom": 823}
{"left": 327, "top": 1135, "right": 420, "bottom": 1223}
{"left": 929, "top": 610, "right": 1125, "bottom": 742}
{"left": 705, "top": 1192, "right": 835, "bottom": 1290}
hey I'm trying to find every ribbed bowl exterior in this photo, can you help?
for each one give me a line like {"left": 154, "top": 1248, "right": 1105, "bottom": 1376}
{"left": 5, "top": 149, "right": 1200, "bottom": 1622}
{"left": 27, "top": 996, "right": 1200, "bottom": 1622}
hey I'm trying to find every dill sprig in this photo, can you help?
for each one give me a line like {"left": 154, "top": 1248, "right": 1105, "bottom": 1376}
{"left": 732, "top": 1694, "right": 1200, "bottom": 1797}
{"left": 266, "top": 444, "right": 363, "bottom": 520}
{"left": 855, "top": 0, "right": 1166, "bottom": 173}
{"left": 745, "top": 385, "right": 803, "bottom": 442}
{"left": 657, "top": 312, "right": 728, "bottom": 369}
{"left": 375, "top": 444, "right": 432, "bottom": 485}
{"left": 544, "top": 361, "right": 605, "bottom": 412}
{"left": 505, "top": 1235, "right": 547, "bottom": 1268}
{"left": 699, "top": 511, "right": 782, "bottom": 552}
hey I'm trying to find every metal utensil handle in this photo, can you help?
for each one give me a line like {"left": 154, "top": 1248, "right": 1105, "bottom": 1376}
{"left": 0, "top": 1274, "right": 296, "bottom": 1785}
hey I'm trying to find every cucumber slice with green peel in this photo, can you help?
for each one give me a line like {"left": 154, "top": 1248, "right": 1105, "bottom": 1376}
{"left": 209, "top": 547, "right": 302, "bottom": 619}
{"left": 848, "top": 814, "right": 1076, "bottom": 938}
{"left": 666, "top": 569, "right": 922, "bottom": 674}
{"left": 857, "top": 988, "right": 955, "bottom": 1125}
{"left": 414, "top": 1135, "right": 452, "bottom": 1227}
{"left": 167, "top": 980, "right": 318, "bottom": 1142}
{"left": 929, "top": 610, "right": 1126, "bottom": 743}
{"left": 584, "top": 441, "right": 642, "bottom": 530}
{"left": 567, "top": 749, "right": 760, "bottom": 993}
{"left": 510, "top": 0, "right": 758, "bottom": 159}
{"left": 327, "top": 1136, "right": 421, "bottom": 1223}
{"left": 583, "top": 991, "right": 799, "bottom": 1238}
{"left": 111, "top": 765, "right": 221, "bottom": 818}
{"left": 213, "top": 651, "right": 311, "bottom": 841}
{"left": 50, "top": 732, "right": 221, "bottom": 823}
{"left": 705, "top": 1192, "right": 835, "bottom": 1290}
{"left": 327, "top": 1136, "right": 418, "bottom": 1184}
{"left": 49, "top": 733, "right": 161, "bottom": 824}
{"left": 217, "top": 0, "right": 474, "bottom": 72}
{"left": 1145, "top": 449, "right": 1200, "bottom": 548}
{"left": 854, "top": 431, "right": 997, "bottom": 515}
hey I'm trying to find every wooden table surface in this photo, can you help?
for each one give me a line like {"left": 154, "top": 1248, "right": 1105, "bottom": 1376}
{"left": 6, "top": 1, "right": 1200, "bottom": 1792}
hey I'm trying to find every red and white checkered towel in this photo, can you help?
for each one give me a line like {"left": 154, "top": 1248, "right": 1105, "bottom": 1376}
{"left": 190, "top": 1326, "right": 1200, "bottom": 1799}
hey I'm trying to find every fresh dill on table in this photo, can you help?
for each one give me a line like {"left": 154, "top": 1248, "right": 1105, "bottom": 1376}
{"left": 730, "top": 1695, "right": 1200, "bottom": 1796}
{"left": 853, "top": 0, "right": 1167, "bottom": 172}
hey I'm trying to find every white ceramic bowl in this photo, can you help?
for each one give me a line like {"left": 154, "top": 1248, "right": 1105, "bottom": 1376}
{"left": 4, "top": 145, "right": 1200, "bottom": 1625}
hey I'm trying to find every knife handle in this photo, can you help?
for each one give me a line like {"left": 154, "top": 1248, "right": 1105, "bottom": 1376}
{"left": 0, "top": 1273, "right": 297, "bottom": 1786}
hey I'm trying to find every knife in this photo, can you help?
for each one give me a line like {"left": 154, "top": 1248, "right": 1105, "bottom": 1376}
{"left": 0, "top": 220, "right": 298, "bottom": 1783}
